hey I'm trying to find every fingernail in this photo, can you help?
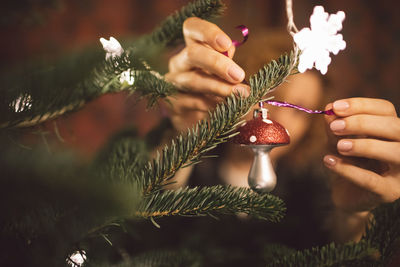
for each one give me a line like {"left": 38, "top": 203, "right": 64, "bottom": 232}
{"left": 228, "top": 65, "right": 245, "bottom": 81}
{"left": 333, "top": 100, "right": 349, "bottom": 111}
{"left": 330, "top": 120, "right": 346, "bottom": 132}
{"left": 216, "top": 34, "right": 231, "bottom": 51}
{"left": 323, "top": 155, "right": 337, "bottom": 166}
{"left": 337, "top": 140, "right": 352, "bottom": 152}
{"left": 233, "top": 86, "right": 250, "bottom": 97}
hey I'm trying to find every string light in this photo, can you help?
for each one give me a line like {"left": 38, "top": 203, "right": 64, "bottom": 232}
{"left": 66, "top": 251, "right": 86, "bottom": 267}
{"left": 11, "top": 94, "right": 32, "bottom": 113}
{"left": 99, "top": 37, "right": 134, "bottom": 85}
{"left": 99, "top": 37, "right": 124, "bottom": 60}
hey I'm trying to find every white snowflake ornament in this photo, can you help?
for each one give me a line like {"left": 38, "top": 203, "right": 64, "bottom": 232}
{"left": 293, "top": 6, "right": 346, "bottom": 75}
{"left": 99, "top": 37, "right": 123, "bottom": 60}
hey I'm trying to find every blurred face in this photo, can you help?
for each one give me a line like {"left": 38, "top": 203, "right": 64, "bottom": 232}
{"left": 221, "top": 71, "right": 323, "bottom": 188}
{"left": 226, "top": 71, "right": 322, "bottom": 166}
{"left": 269, "top": 72, "right": 322, "bottom": 161}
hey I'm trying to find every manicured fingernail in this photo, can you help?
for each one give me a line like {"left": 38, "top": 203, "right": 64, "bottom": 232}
{"left": 337, "top": 140, "right": 353, "bottom": 152}
{"left": 233, "top": 86, "right": 250, "bottom": 97}
{"left": 323, "top": 155, "right": 337, "bottom": 166}
{"left": 330, "top": 120, "right": 346, "bottom": 132}
{"left": 333, "top": 100, "right": 349, "bottom": 111}
{"left": 228, "top": 65, "right": 245, "bottom": 82}
{"left": 216, "top": 34, "right": 231, "bottom": 51}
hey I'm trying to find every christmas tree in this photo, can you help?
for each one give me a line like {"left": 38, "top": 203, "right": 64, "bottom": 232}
{"left": 1, "top": 0, "right": 399, "bottom": 266}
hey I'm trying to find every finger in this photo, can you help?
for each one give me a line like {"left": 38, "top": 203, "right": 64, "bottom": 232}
{"left": 324, "top": 102, "right": 340, "bottom": 150}
{"left": 167, "top": 70, "right": 250, "bottom": 98}
{"left": 226, "top": 44, "right": 236, "bottom": 58}
{"left": 329, "top": 114, "right": 400, "bottom": 141}
{"left": 324, "top": 103, "right": 338, "bottom": 124}
{"left": 168, "top": 47, "right": 191, "bottom": 73}
{"left": 332, "top": 97, "right": 397, "bottom": 118}
{"left": 167, "top": 93, "right": 219, "bottom": 113}
{"left": 183, "top": 17, "right": 232, "bottom": 52}
{"left": 188, "top": 43, "right": 245, "bottom": 83}
{"left": 337, "top": 138, "right": 400, "bottom": 165}
{"left": 168, "top": 44, "right": 245, "bottom": 83}
{"left": 323, "top": 155, "right": 388, "bottom": 200}
{"left": 171, "top": 110, "right": 208, "bottom": 133}
{"left": 201, "top": 41, "right": 236, "bottom": 58}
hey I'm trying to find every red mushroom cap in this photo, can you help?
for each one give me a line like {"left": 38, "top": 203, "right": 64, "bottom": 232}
{"left": 233, "top": 116, "right": 290, "bottom": 145}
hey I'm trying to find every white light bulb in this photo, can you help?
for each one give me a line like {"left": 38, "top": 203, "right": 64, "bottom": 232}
{"left": 99, "top": 37, "right": 123, "bottom": 60}
{"left": 66, "top": 251, "right": 86, "bottom": 267}
{"left": 11, "top": 94, "right": 32, "bottom": 112}
{"left": 100, "top": 36, "right": 134, "bottom": 86}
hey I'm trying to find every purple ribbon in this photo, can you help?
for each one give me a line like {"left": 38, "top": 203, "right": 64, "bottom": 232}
{"left": 263, "top": 100, "right": 335, "bottom": 115}
{"left": 222, "top": 25, "right": 249, "bottom": 56}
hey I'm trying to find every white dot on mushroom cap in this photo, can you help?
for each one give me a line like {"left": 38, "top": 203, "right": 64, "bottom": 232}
{"left": 249, "top": 136, "right": 257, "bottom": 143}
{"left": 262, "top": 119, "right": 273, "bottom": 124}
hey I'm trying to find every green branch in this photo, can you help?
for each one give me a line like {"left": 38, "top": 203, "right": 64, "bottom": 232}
{"left": 268, "top": 241, "right": 379, "bottom": 267}
{"left": 1, "top": 48, "right": 174, "bottom": 128}
{"left": 1, "top": 0, "right": 224, "bottom": 128}
{"left": 142, "top": 0, "right": 225, "bottom": 47}
{"left": 136, "top": 185, "right": 285, "bottom": 222}
{"left": 364, "top": 199, "right": 400, "bottom": 264}
{"left": 139, "top": 52, "right": 296, "bottom": 195}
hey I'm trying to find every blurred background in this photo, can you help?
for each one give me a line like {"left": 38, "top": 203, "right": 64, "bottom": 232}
{"left": 1, "top": 0, "right": 399, "bottom": 157}
{"left": 1, "top": 1, "right": 400, "bottom": 263}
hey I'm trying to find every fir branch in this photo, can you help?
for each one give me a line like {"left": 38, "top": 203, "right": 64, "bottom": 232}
{"left": 1, "top": 0, "right": 226, "bottom": 128}
{"left": 129, "top": 249, "right": 202, "bottom": 267}
{"left": 139, "top": 52, "right": 296, "bottom": 194}
{"left": 268, "top": 241, "right": 379, "bottom": 267}
{"left": 1, "top": 48, "right": 175, "bottom": 128}
{"left": 92, "top": 128, "right": 150, "bottom": 184}
{"left": 262, "top": 244, "right": 297, "bottom": 263}
{"left": 86, "top": 249, "right": 202, "bottom": 267}
{"left": 143, "top": 0, "right": 226, "bottom": 47}
{"left": 93, "top": 119, "right": 174, "bottom": 185}
{"left": 0, "top": 142, "right": 140, "bottom": 266}
{"left": 364, "top": 199, "right": 400, "bottom": 265}
{"left": 136, "top": 185, "right": 285, "bottom": 222}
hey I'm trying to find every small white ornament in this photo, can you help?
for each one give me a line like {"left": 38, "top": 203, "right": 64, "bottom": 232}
{"left": 99, "top": 37, "right": 123, "bottom": 60}
{"left": 293, "top": 6, "right": 346, "bottom": 75}
{"left": 120, "top": 70, "right": 135, "bottom": 85}
{"left": 249, "top": 135, "right": 257, "bottom": 143}
{"left": 99, "top": 37, "right": 134, "bottom": 85}
{"left": 11, "top": 94, "right": 32, "bottom": 113}
{"left": 66, "top": 250, "right": 86, "bottom": 267}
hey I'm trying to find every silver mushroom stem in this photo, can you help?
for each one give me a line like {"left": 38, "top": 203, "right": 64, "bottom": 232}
{"left": 248, "top": 145, "right": 276, "bottom": 193}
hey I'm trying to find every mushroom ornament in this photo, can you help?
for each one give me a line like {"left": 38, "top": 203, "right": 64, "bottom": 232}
{"left": 233, "top": 104, "right": 290, "bottom": 193}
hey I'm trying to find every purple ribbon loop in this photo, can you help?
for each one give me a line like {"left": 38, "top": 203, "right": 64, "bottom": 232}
{"left": 263, "top": 100, "right": 335, "bottom": 115}
{"left": 222, "top": 25, "right": 249, "bottom": 56}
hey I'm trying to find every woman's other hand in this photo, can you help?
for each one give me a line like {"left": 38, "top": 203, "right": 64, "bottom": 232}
{"left": 324, "top": 97, "right": 400, "bottom": 213}
{"left": 164, "top": 17, "right": 250, "bottom": 132}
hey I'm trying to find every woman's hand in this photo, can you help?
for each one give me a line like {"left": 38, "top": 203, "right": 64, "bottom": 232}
{"left": 164, "top": 17, "right": 250, "bottom": 132}
{"left": 323, "top": 97, "right": 400, "bottom": 213}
